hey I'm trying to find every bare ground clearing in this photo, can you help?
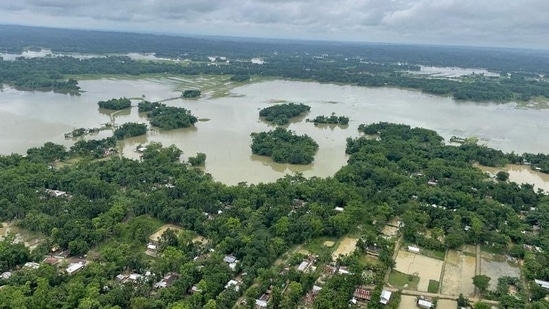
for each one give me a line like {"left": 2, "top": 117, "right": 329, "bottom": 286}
{"left": 394, "top": 250, "right": 443, "bottom": 292}
{"left": 332, "top": 237, "right": 358, "bottom": 259}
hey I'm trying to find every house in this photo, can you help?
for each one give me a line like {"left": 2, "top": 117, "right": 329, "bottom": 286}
{"left": 353, "top": 286, "right": 372, "bottom": 301}
{"left": 225, "top": 279, "right": 242, "bottom": 292}
{"left": 24, "top": 262, "right": 40, "bottom": 269}
{"left": 116, "top": 273, "right": 145, "bottom": 284}
{"left": 297, "top": 261, "right": 310, "bottom": 272}
{"left": 535, "top": 279, "right": 549, "bottom": 289}
{"left": 0, "top": 272, "right": 12, "bottom": 280}
{"left": 304, "top": 285, "right": 322, "bottom": 306}
{"left": 323, "top": 264, "right": 336, "bottom": 276}
{"left": 66, "top": 262, "right": 85, "bottom": 275}
{"left": 417, "top": 296, "right": 433, "bottom": 309}
{"left": 223, "top": 255, "right": 239, "bottom": 271}
{"left": 408, "top": 246, "right": 420, "bottom": 254}
{"left": 380, "top": 290, "right": 392, "bottom": 305}
{"left": 255, "top": 293, "right": 270, "bottom": 308}
{"left": 334, "top": 207, "right": 344, "bottom": 212}
{"left": 154, "top": 272, "right": 179, "bottom": 288}
{"left": 45, "top": 189, "right": 68, "bottom": 197}
{"left": 43, "top": 256, "right": 60, "bottom": 265}
{"left": 223, "top": 255, "right": 237, "bottom": 264}
{"left": 338, "top": 266, "right": 352, "bottom": 275}
{"left": 190, "top": 285, "right": 202, "bottom": 294}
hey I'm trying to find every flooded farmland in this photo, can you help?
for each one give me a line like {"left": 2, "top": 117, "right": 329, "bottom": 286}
{"left": 440, "top": 249, "right": 476, "bottom": 297}
{"left": 3, "top": 77, "right": 549, "bottom": 184}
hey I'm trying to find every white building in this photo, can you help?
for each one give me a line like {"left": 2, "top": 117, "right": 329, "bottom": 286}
{"left": 380, "top": 290, "right": 392, "bottom": 305}
{"left": 66, "top": 262, "right": 85, "bottom": 275}
{"left": 408, "top": 246, "right": 420, "bottom": 254}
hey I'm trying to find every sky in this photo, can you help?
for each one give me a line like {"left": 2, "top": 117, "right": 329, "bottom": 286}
{"left": 1, "top": 0, "right": 548, "bottom": 49}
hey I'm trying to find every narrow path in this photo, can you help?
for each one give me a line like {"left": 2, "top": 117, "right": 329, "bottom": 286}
{"left": 438, "top": 248, "right": 449, "bottom": 294}
{"left": 383, "top": 286, "right": 499, "bottom": 306}
{"left": 385, "top": 235, "right": 403, "bottom": 283}
{"left": 475, "top": 243, "right": 481, "bottom": 297}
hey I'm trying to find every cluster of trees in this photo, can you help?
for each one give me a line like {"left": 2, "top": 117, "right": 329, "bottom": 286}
{"left": 308, "top": 114, "right": 350, "bottom": 126}
{"left": 250, "top": 127, "right": 319, "bottom": 164}
{"left": 1, "top": 121, "right": 549, "bottom": 307}
{"left": 97, "top": 97, "right": 132, "bottom": 110}
{"left": 113, "top": 122, "right": 148, "bottom": 140}
{"left": 137, "top": 100, "right": 162, "bottom": 113}
{"left": 144, "top": 103, "right": 198, "bottom": 130}
{"left": 259, "top": 103, "right": 311, "bottom": 125}
{"left": 188, "top": 153, "right": 207, "bottom": 167}
{"left": 182, "top": 90, "right": 201, "bottom": 98}
{"left": 229, "top": 74, "right": 250, "bottom": 82}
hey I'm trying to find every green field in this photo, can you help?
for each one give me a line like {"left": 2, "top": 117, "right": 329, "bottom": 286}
{"left": 388, "top": 270, "right": 420, "bottom": 290}
{"left": 427, "top": 280, "right": 440, "bottom": 293}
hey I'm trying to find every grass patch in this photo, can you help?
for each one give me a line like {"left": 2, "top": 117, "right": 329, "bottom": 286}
{"left": 388, "top": 270, "right": 419, "bottom": 290}
{"left": 303, "top": 237, "right": 339, "bottom": 254}
{"left": 462, "top": 251, "right": 476, "bottom": 258}
{"left": 359, "top": 255, "right": 380, "bottom": 266}
{"left": 427, "top": 280, "right": 440, "bottom": 293}
{"left": 421, "top": 248, "right": 446, "bottom": 261}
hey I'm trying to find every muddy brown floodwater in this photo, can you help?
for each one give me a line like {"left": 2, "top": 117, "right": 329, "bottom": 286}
{"left": 475, "top": 164, "right": 549, "bottom": 193}
{"left": 3, "top": 78, "right": 549, "bottom": 184}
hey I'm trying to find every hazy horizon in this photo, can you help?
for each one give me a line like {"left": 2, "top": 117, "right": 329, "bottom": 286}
{"left": 1, "top": 1, "right": 548, "bottom": 50}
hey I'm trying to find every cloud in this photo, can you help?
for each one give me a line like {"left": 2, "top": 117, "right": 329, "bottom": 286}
{"left": 0, "top": 0, "right": 548, "bottom": 49}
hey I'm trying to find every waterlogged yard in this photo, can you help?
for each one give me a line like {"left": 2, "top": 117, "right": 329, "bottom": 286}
{"left": 440, "top": 249, "right": 476, "bottom": 297}
{"left": 393, "top": 249, "right": 443, "bottom": 292}
{"left": 480, "top": 250, "right": 521, "bottom": 290}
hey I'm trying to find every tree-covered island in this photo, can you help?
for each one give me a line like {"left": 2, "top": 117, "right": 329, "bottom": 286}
{"left": 97, "top": 97, "right": 132, "bottom": 110}
{"left": 113, "top": 122, "right": 148, "bottom": 140}
{"left": 250, "top": 127, "right": 319, "bottom": 164}
{"left": 143, "top": 103, "right": 198, "bottom": 130}
{"left": 259, "top": 103, "right": 311, "bottom": 126}
{"left": 182, "top": 89, "right": 201, "bottom": 98}
{"left": 308, "top": 113, "right": 350, "bottom": 126}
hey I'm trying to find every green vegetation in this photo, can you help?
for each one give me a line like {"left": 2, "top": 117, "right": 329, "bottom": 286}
{"left": 388, "top": 270, "right": 419, "bottom": 289}
{"left": 250, "top": 127, "right": 319, "bottom": 164}
{"left": 188, "top": 152, "right": 206, "bottom": 166}
{"left": 427, "top": 279, "right": 440, "bottom": 293}
{"left": 473, "top": 275, "right": 491, "bottom": 294}
{"left": 145, "top": 103, "right": 198, "bottom": 130}
{"left": 309, "top": 113, "right": 349, "bottom": 126}
{"left": 137, "top": 100, "right": 161, "bottom": 112}
{"left": 229, "top": 74, "right": 250, "bottom": 82}
{"left": 97, "top": 97, "right": 131, "bottom": 110}
{"left": 113, "top": 122, "right": 147, "bottom": 140}
{"left": 5, "top": 121, "right": 549, "bottom": 308}
{"left": 259, "top": 103, "right": 310, "bottom": 125}
{"left": 182, "top": 89, "right": 201, "bottom": 98}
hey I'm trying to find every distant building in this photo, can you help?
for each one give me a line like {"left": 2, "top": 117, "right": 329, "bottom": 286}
{"left": 380, "top": 290, "right": 392, "bottom": 305}
{"left": 408, "top": 246, "right": 420, "bottom": 254}
{"left": 23, "top": 262, "right": 40, "bottom": 270}
{"left": 353, "top": 286, "right": 372, "bottom": 301}
{"left": 304, "top": 285, "right": 322, "bottom": 306}
{"left": 255, "top": 293, "right": 270, "bottom": 309}
{"left": 154, "top": 273, "right": 179, "bottom": 288}
{"left": 225, "top": 279, "right": 242, "bottom": 292}
{"left": 223, "top": 255, "right": 237, "bottom": 264}
{"left": 334, "top": 207, "right": 344, "bottom": 212}
{"left": 0, "top": 272, "right": 12, "bottom": 280}
{"left": 66, "top": 262, "right": 85, "bottom": 275}
{"left": 417, "top": 296, "right": 434, "bottom": 309}
{"left": 535, "top": 279, "right": 549, "bottom": 289}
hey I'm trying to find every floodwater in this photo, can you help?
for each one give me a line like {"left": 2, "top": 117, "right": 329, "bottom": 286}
{"left": 3, "top": 78, "right": 549, "bottom": 184}
{"left": 441, "top": 250, "right": 476, "bottom": 297}
{"left": 480, "top": 251, "right": 520, "bottom": 290}
{"left": 475, "top": 164, "right": 549, "bottom": 193}
{"left": 0, "top": 222, "right": 44, "bottom": 250}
